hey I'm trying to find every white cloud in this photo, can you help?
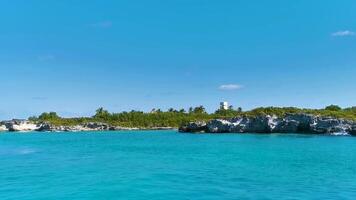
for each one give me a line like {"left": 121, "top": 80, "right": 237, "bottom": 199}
{"left": 89, "top": 21, "right": 112, "bottom": 28}
{"left": 331, "top": 30, "right": 355, "bottom": 37}
{"left": 219, "top": 84, "right": 243, "bottom": 91}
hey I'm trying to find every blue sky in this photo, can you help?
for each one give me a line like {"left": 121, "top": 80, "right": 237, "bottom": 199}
{"left": 1, "top": 0, "right": 356, "bottom": 119}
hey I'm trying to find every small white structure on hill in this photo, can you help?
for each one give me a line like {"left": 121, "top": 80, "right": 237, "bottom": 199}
{"left": 220, "top": 101, "right": 229, "bottom": 110}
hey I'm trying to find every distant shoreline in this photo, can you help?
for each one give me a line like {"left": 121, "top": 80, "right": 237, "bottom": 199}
{"left": 179, "top": 113, "right": 356, "bottom": 136}
{"left": 1, "top": 105, "right": 356, "bottom": 135}
{"left": 0, "top": 121, "right": 177, "bottom": 132}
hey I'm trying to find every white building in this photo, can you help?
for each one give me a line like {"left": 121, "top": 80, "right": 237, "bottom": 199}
{"left": 220, "top": 101, "right": 228, "bottom": 110}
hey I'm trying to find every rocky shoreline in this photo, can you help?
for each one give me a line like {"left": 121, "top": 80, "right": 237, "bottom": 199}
{"left": 0, "top": 120, "right": 175, "bottom": 132}
{"left": 179, "top": 113, "right": 356, "bottom": 136}
{"left": 2, "top": 113, "right": 356, "bottom": 136}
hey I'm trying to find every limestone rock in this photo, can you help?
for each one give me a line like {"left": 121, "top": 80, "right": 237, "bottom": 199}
{"left": 83, "top": 122, "right": 109, "bottom": 130}
{"left": 179, "top": 113, "right": 356, "bottom": 135}
{"left": 179, "top": 121, "right": 207, "bottom": 133}
{"left": 0, "top": 125, "right": 8, "bottom": 131}
{"left": 4, "top": 120, "right": 39, "bottom": 132}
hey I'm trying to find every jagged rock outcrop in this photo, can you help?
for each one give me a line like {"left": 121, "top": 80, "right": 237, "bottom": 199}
{"left": 348, "top": 125, "right": 356, "bottom": 136}
{"left": 273, "top": 119, "right": 299, "bottom": 133}
{"left": 245, "top": 115, "right": 278, "bottom": 133}
{"left": 206, "top": 119, "right": 231, "bottom": 133}
{"left": 113, "top": 126, "right": 140, "bottom": 130}
{"left": 36, "top": 123, "right": 58, "bottom": 131}
{"left": 3, "top": 120, "right": 39, "bottom": 132}
{"left": 285, "top": 113, "right": 315, "bottom": 132}
{"left": 207, "top": 115, "right": 279, "bottom": 133}
{"left": 178, "top": 121, "right": 207, "bottom": 133}
{"left": 35, "top": 123, "right": 149, "bottom": 132}
{"left": 35, "top": 123, "right": 108, "bottom": 132}
{"left": 180, "top": 114, "right": 356, "bottom": 136}
{"left": 0, "top": 120, "right": 175, "bottom": 132}
{"left": 310, "top": 117, "right": 350, "bottom": 134}
{"left": 0, "top": 125, "right": 7, "bottom": 131}
{"left": 82, "top": 122, "right": 110, "bottom": 130}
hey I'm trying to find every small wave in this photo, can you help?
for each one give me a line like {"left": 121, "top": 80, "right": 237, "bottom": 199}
{"left": 329, "top": 132, "right": 350, "bottom": 136}
{"left": 17, "top": 148, "right": 37, "bottom": 155}
{"left": 0, "top": 147, "right": 38, "bottom": 156}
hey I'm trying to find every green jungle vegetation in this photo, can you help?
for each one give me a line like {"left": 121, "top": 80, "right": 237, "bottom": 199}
{"left": 28, "top": 105, "right": 356, "bottom": 128}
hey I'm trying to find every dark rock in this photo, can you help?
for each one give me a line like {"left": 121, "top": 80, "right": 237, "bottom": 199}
{"left": 229, "top": 117, "right": 249, "bottom": 133}
{"left": 179, "top": 121, "right": 207, "bottom": 133}
{"left": 310, "top": 117, "right": 347, "bottom": 134}
{"left": 179, "top": 113, "right": 355, "bottom": 136}
{"left": 206, "top": 119, "right": 231, "bottom": 133}
{"left": 349, "top": 125, "right": 356, "bottom": 136}
{"left": 36, "top": 123, "right": 54, "bottom": 131}
{"left": 285, "top": 114, "right": 316, "bottom": 132}
{"left": 244, "top": 115, "right": 276, "bottom": 133}
{"left": 83, "top": 122, "right": 109, "bottom": 130}
{"left": 273, "top": 119, "right": 299, "bottom": 133}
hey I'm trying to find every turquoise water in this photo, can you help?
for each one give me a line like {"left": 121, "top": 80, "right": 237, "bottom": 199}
{"left": 1, "top": 131, "right": 356, "bottom": 200}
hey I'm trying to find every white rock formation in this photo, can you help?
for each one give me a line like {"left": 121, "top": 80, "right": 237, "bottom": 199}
{"left": 5, "top": 120, "right": 39, "bottom": 132}
{"left": 0, "top": 125, "right": 8, "bottom": 131}
{"left": 180, "top": 113, "right": 356, "bottom": 135}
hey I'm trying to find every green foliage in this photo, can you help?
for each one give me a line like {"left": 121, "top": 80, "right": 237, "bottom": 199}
{"left": 214, "top": 107, "right": 240, "bottom": 118}
{"left": 325, "top": 105, "right": 342, "bottom": 111}
{"left": 179, "top": 109, "right": 186, "bottom": 113}
{"left": 245, "top": 107, "right": 301, "bottom": 117}
{"left": 94, "top": 107, "right": 110, "bottom": 120}
{"left": 28, "top": 116, "right": 39, "bottom": 122}
{"left": 39, "top": 112, "right": 60, "bottom": 120}
{"left": 237, "top": 107, "right": 242, "bottom": 112}
{"left": 192, "top": 106, "right": 207, "bottom": 114}
{"left": 33, "top": 105, "right": 356, "bottom": 128}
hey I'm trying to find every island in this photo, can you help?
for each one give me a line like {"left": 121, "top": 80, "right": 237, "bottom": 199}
{"left": 0, "top": 105, "right": 355, "bottom": 136}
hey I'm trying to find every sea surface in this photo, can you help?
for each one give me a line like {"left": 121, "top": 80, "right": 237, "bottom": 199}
{"left": 0, "top": 131, "right": 356, "bottom": 200}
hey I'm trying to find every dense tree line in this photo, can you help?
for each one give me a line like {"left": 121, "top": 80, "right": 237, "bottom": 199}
{"left": 29, "top": 105, "right": 356, "bottom": 127}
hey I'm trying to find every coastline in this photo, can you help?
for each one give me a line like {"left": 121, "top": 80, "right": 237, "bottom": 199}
{"left": 179, "top": 113, "right": 356, "bottom": 136}
{"left": 1, "top": 113, "right": 356, "bottom": 136}
{"left": 2, "top": 106, "right": 356, "bottom": 136}
{"left": 0, "top": 121, "right": 177, "bottom": 133}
